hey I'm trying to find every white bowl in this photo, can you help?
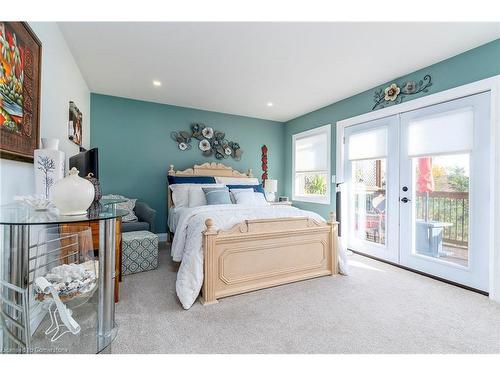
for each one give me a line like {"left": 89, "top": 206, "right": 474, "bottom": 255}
{"left": 14, "top": 195, "right": 53, "bottom": 211}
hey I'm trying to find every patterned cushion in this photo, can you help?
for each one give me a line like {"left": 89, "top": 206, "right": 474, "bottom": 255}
{"left": 202, "top": 187, "right": 232, "bottom": 205}
{"left": 102, "top": 194, "right": 138, "bottom": 222}
{"left": 122, "top": 230, "right": 158, "bottom": 275}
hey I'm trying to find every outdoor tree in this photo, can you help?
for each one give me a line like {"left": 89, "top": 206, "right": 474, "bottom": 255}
{"left": 305, "top": 174, "right": 327, "bottom": 195}
{"left": 447, "top": 166, "right": 469, "bottom": 192}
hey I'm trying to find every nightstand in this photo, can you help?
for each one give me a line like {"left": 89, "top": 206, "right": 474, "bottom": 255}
{"left": 270, "top": 201, "right": 292, "bottom": 206}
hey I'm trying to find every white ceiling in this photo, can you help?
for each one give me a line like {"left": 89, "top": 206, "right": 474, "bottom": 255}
{"left": 58, "top": 22, "right": 500, "bottom": 122}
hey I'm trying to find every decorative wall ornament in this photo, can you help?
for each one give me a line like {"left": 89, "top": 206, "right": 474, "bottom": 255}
{"left": 171, "top": 123, "right": 243, "bottom": 160}
{"left": 372, "top": 74, "right": 432, "bottom": 110}
{"left": 261, "top": 145, "right": 268, "bottom": 182}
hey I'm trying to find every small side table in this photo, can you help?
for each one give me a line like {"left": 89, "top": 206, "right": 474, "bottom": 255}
{"left": 0, "top": 203, "right": 127, "bottom": 354}
{"left": 270, "top": 201, "right": 292, "bottom": 206}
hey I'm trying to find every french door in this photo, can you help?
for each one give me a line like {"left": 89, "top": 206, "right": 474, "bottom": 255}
{"left": 344, "top": 116, "right": 399, "bottom": 262}
{"left": 344, "top": 92, "right": 491, "bottom": 291}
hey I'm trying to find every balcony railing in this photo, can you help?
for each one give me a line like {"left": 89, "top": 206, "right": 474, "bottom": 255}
{"left": 416, "top": 191, "right": 469, "bottom": 248}
{"left": 359, "top": 188, "right": 469, "bottom": 249}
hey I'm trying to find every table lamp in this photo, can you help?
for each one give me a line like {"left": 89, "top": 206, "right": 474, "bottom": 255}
{"left": 264, "top": 179, "right": 278, "bottom": 202}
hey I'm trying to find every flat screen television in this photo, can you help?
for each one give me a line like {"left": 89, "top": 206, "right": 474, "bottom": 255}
{"left": 69, "top": 147, "right": 99, "bottom": 178}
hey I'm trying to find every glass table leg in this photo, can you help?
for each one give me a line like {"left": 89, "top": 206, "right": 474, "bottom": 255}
{"left": 97, "top": 218, "right": 117, "bottom": 353}
{"left": 0, "top": 224, "right": 30, "bottom": 353}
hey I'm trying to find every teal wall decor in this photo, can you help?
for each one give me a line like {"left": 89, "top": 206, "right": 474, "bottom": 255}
{"left": 171, "top": 123, "right": 243, "bottom": 160}
{"left": 90, "top": 94, "right": 285, "bottom": 231}
{"left": 284, "top": 38, "right": 500, "bottom": 219}
{"left": 372, "top": 75, "right": 432, "bottom": 110}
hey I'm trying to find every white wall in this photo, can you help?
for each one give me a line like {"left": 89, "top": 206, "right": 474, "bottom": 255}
{"left": 0, "top": 22, "right": 90, "bottom": 204}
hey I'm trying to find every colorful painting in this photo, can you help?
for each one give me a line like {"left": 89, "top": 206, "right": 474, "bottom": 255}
{"left": 68, "top": 101, "right": 82, "bottom": 146}
{"left": 0, "top": 22, "right": 41, "bottom": 162}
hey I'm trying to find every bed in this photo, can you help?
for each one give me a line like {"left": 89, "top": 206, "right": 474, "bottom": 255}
{"left": 167, "top": 162, "right": 339, "bottom": 309}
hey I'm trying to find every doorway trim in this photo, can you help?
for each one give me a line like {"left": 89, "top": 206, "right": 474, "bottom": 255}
{"left": 336, "top": 75, "right": 500, "bottom": 302}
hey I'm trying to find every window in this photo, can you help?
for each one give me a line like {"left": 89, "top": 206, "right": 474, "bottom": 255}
{"left": 292, "top": 124, "right": 331, "bottom": 204}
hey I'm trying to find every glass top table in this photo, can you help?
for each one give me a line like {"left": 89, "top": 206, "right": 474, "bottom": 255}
{"left": 0, "top": 202, "right": 127, "bottom": 354}
{"left": 0, "top": 203, "right": 128, "bottom": 225}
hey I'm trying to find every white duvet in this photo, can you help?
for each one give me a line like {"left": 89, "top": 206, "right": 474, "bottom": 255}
{"left": 171, "top": 204, "right": 347, "bottom": 309}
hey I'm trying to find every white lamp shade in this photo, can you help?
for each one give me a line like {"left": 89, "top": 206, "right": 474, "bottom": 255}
{"left": 264, "top": 179, "right": 278, "bottom": 193}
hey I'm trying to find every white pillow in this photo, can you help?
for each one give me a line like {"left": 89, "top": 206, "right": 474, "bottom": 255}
{"left": 215, "top": 176, "right": 260, "bottom": 185}
{"left": 232, "top": 190, "right": 256, "bottom": 205}
{"left": 232, "top": 191, "right": 268, "bottom": 206}
{"left": 229, "top": 188, "right": 254, "bottom": 203}
{"left": 170, "top": 186, "right": 189, "bottom": 208}
{"left": 170, "top": 184, "right": 222, "bottom": 208}
{"left": 253, "top": 192, "right": 270, "bottom": 206}
{"left": 188, "top": 188, "right": 207, "bottom": 207}
{"left": 230, "top": 188, "right": 255, "bottom": 193}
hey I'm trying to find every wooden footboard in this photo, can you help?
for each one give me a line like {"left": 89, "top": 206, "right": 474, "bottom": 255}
{"left": 200, "top": 212, "right": 338, "bottom": 305}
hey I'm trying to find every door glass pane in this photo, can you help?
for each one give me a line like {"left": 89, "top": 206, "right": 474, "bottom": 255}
{"left": 413, "top": 154, "right": 469, "bottom": 267}
{"left": 352, "top": 159, "right": 386, "bottom": 245}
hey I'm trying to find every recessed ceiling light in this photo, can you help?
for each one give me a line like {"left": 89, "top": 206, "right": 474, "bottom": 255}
{"left": 153, "top": 80, "right": 162, "bottom": 87}
{"left": 267, "top": 102, "right": 274, "bottom": 107}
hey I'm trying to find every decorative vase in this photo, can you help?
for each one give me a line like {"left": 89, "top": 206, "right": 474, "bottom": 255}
{"left": 41, "top": 138, "right": 60, "bottom": 150}
{"left": 51, "top": 167, "right": 95, "bottom": 215}
{"left": 34, "top": 138, "right": 65, "bottom": 199}
{"left": 85, "top": 173, "right": 102, "bottom": 203}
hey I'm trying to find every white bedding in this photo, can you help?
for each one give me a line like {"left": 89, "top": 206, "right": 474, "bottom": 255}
{"left": 171, "top": 204, "right": 347, "bottom": 309}
{"left": 167, "top": 207, "right": 186, "bottom": 233}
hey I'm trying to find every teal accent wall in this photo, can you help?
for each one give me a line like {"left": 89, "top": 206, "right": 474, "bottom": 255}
{"left": 284, "top": 38, "right": 500, "bottom": 219}
{"left": 90, "top": 94, "right": 284, "bottom": 231}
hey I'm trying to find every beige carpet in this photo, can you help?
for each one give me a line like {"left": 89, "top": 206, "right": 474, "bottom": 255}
{"left": 112, "top": 243, "right": 500, "bottom": 353}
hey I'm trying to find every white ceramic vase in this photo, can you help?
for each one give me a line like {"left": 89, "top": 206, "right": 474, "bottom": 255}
{"left": 51, "top": 167, "right": 95, "bottom": 215}
{"left": 34, "top": 138, "right": 65, "bottom": 199}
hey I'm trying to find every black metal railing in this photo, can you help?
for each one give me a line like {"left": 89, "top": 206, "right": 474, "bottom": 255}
{"left": 357, "top": 188, "right": 469, "bottom": 249}
{"left": 416, "top": 191, "right": 469, "bottom": 248}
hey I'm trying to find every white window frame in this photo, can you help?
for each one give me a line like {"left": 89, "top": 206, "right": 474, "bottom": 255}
{"left": 292, "top": 124, "right": 331, "bottom": 204}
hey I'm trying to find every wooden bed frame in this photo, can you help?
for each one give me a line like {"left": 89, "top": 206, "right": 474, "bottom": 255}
{"left": 168, "top": 162, "right": 338, "bottom": 305}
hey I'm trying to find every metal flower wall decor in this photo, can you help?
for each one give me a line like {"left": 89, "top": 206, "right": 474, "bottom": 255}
{"left": 171, "top": 123, "right": 243, "bottom": 161}
{"left": 372, "top": 74, "right": 432, "bottom": 110}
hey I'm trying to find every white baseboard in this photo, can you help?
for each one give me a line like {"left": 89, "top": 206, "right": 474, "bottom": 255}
{"left": 157, "top": 232, "right": 168, "bottom": 242}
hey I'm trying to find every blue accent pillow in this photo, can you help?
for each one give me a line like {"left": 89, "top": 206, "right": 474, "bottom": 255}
{"left": 202, "top": 187, "right": 232, "bottom": 205}
{"left": 226, "top": 184, "right": 266, "bottom": 195}
{"left": 167, "top": 175, "right": 216, "bottom": 185}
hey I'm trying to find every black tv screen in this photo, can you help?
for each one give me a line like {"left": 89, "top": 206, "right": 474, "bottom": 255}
{"left": 69, "top": 148, "right": 99, "bottom": 178}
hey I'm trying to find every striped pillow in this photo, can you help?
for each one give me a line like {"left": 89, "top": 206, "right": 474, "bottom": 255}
{"left": 202, "top": 187, "right": 232, "bottom": 205}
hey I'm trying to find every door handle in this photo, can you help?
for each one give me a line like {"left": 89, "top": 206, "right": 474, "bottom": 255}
{"left": 400, "top": 197, "right": 411, "bottom": 203}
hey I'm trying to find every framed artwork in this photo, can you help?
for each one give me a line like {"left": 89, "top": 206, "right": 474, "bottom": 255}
{"left": 68, "top": 101, "right": 82, "bottom": 146}
{"left": 0, "top": 22, "right": 42, "bottom": 162}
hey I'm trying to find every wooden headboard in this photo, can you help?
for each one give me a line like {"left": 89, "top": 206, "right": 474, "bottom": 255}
{"left": 167, "top": 162, "right": 254, "bottom": 209}
{"left": 168, "top": 162, "right": 252, "bottom": 178}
